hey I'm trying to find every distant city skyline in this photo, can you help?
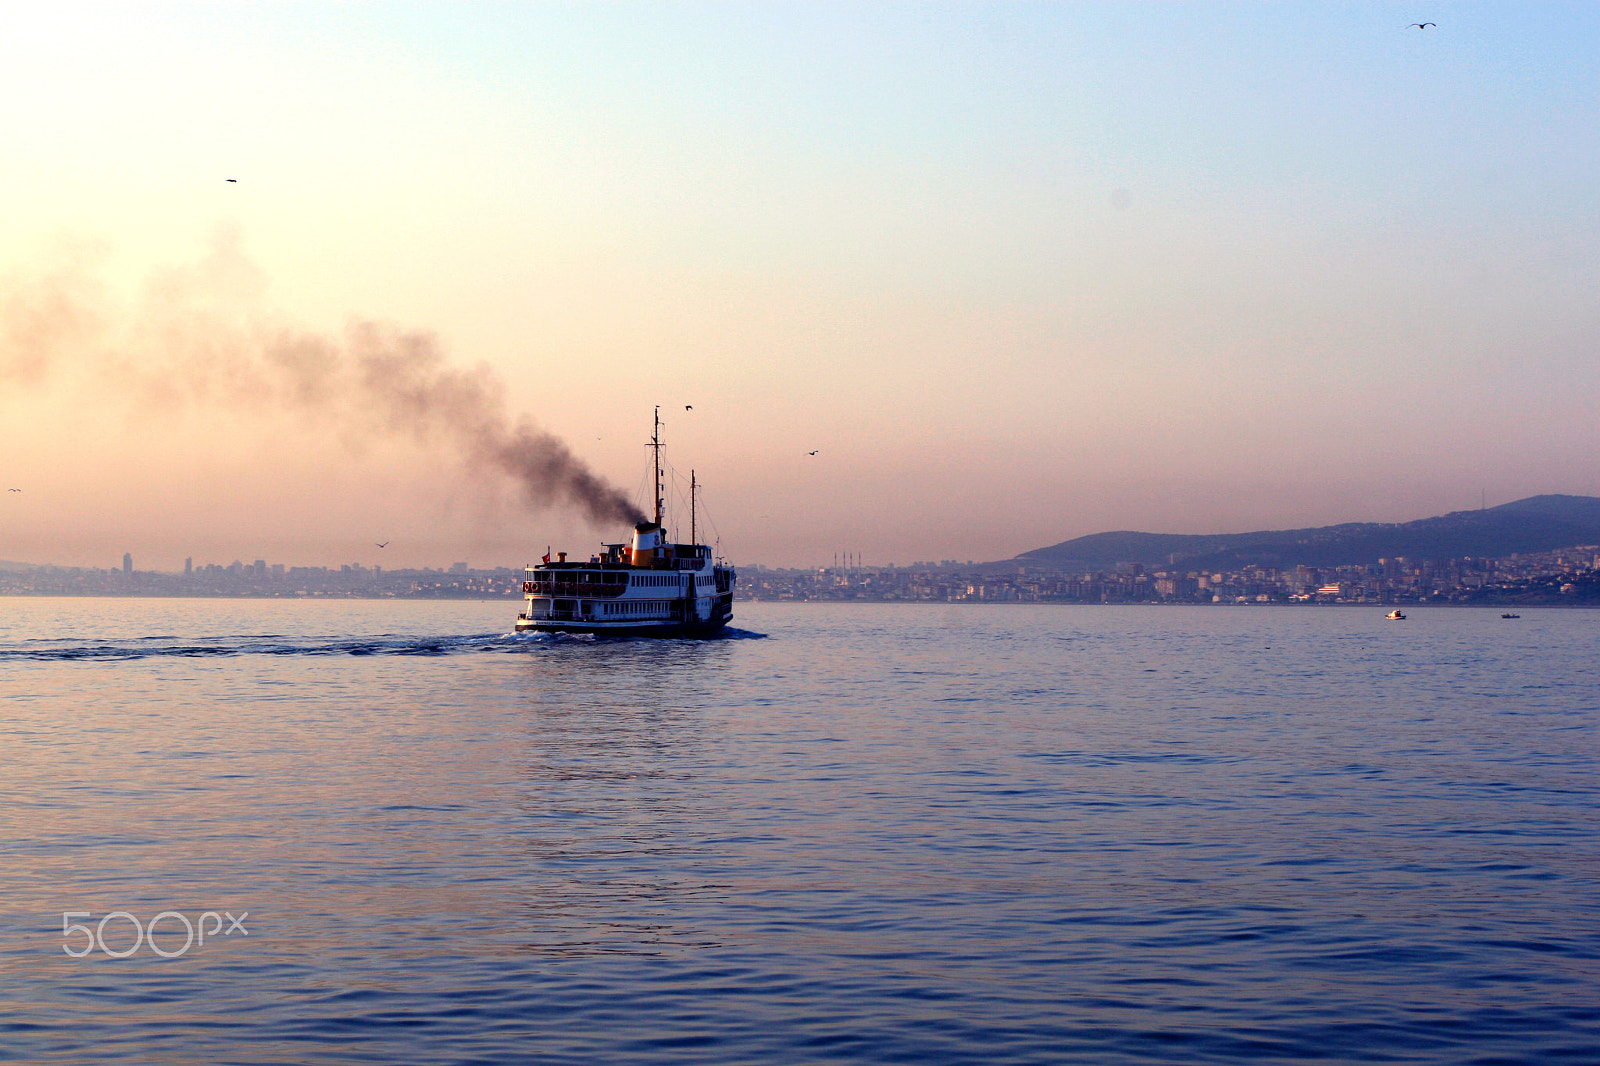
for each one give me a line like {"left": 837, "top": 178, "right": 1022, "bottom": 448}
{"left": 5, "top": 540, "right": 1593, "bottom": 611}
{"left": 12, "top": 487, "right": 1594, "bottom": 578}
{"left": 5, "top": 488, "right": 1598, "bottom": 576}
{"left": 3, "top": 3, "right": 1595, "bottom": 570}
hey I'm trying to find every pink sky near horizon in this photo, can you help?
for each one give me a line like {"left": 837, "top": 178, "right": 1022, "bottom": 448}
{"left": 2, "top": 3, "right": 1595, "bottom": 571}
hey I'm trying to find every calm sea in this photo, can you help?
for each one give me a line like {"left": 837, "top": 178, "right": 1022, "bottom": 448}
{"left": 1, "top": 599, "right": 1595, "bottom": 1065}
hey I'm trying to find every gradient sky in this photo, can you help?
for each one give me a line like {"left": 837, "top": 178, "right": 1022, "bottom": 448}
{"left": 2, "top": 2, "right": 1595, "bottom": 571}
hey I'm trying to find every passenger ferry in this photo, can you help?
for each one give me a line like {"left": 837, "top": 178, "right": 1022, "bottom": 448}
{"left": 514, "top": 410, "right": 736, "bottom": 637}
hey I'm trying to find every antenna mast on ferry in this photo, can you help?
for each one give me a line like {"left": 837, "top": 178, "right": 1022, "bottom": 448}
{"left": 651, "top": 405, "right": 664, "bottom": 527}
{"left": 690, "top": 470, "right": 697, "bottom": 548}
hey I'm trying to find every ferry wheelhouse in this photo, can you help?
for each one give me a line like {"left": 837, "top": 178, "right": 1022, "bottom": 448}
{"left": 514, "top": 411, "right": 736, "bottom": 637}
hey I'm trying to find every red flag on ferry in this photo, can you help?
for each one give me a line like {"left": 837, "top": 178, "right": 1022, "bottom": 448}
{"left": 541, "top": 547, "right": 551, "bottom": 564}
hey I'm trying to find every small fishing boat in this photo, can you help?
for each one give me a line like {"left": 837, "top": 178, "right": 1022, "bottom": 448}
{"left": 1385, "top": 609, "right": 1406, "bottom": 620}
{"left": 1501, "top": 613, "right": 1520, "bottom": 619}
{"left": 514, "top": 409, "right": 736, "bottom": 637}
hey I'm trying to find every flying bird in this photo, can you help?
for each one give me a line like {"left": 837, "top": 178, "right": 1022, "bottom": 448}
{"left": 807, "top": 450, "right": 819, "bottom": 456}
{"left": 375, "top": 542, "right": 389, "bottom": 548}
{"left": 225, "top": 178, "right": 237, "bottom": 182}
{"left": 7, "top": 488, "right": 19, "bottom": 492}
{"left": 1409, "top": 22, "right": 1435, "bottom": 29}
{"left": 685, "top": 405, "right": 693, "bottom": 410}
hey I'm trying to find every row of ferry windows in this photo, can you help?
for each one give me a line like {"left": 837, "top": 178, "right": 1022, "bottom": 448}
{"left": 602, "top": 601, "right": 669, "bottom": 617}
{"left": 538, "top": 572, "right": 682, "bottom": 587}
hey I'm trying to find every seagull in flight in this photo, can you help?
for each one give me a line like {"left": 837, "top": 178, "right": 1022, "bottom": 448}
{"left": 375, "top": 542, "right": 389, "bottom": 548}
{"left": 685, "top": 405, "right": 693, "bottom": 410}
{"left": 807, "top": 450, "right": 819, "bottom": 456}
{"left": 6, "top": 488, "right": 19, "bottom": 492}
{"left": 1409, "top": 22, "right": 1435, "bottom": 29}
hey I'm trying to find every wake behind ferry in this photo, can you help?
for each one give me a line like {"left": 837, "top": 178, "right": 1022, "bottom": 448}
{"left": 514, "top": 410, "right": 736, "bottom": 637}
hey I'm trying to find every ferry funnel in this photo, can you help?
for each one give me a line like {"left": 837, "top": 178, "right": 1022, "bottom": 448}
{"left": 630, "top": 522, "right": 663, "bottom": 566}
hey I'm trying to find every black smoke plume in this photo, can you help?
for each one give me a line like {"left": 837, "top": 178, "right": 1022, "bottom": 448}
{"left": 1, "top": 234, "right": 646, "bottom": 528}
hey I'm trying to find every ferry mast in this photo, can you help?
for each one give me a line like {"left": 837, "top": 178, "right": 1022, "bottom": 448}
{"left": 650, "top": 405, "right": 664, "bottom": 527}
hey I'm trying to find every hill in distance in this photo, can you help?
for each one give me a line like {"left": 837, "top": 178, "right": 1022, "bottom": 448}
{"left": 1017, "top": 495, "right": 1600, "bottom": 571}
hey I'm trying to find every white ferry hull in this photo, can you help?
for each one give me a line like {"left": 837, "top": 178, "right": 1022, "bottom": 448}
{"left": 514, "top": 609, "right": 732, "bottom": 638}
{"left": 514, "top": 539, "right": 735, "bottom": 639}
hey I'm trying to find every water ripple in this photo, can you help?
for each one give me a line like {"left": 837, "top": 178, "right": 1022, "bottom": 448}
{"left": 1, "top": 601, "right": 1595, "bottom": 1064}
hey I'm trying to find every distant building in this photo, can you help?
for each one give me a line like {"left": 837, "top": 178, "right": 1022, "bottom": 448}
{"left": 122, "top": 552, "right": 132, "bottom": 574}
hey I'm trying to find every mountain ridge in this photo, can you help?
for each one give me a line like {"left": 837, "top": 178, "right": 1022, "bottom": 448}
{"left": 1017, "top": 495, "right": 1600, "bottom": 570}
